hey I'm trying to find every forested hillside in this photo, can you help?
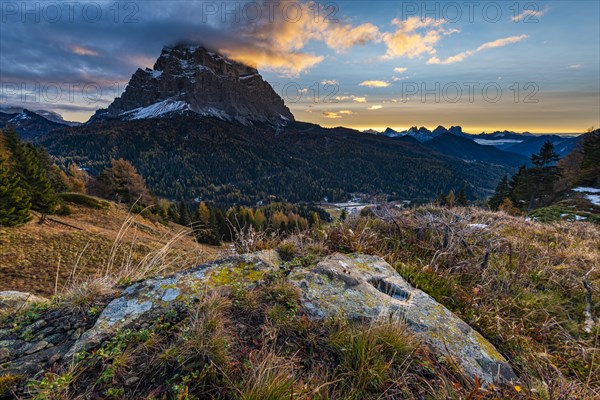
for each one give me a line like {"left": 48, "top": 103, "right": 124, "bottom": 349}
{"left": 41, "top": 117, "right": 516, "bottom": 204}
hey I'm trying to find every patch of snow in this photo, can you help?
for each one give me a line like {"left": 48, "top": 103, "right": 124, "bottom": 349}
{"left": 9, "top": 112, "right": 30, "bottom": 122}
{"left": 585, "top": 194, "right": 600, "bottom": 206}
{"left": 148, "top": 70, "right": 162, "bottom": 79}
{"left": 560, "top": 213, "right": 588, "bottom": 221}
{"left": 121, "top": 100, "right": 190, "bottom": 120}
{"left": 573, "top": 187, "right": 600, "bottom": 194}
{"left": 197, "top": 106, "right": 232, "bottom": 121}
{"left": 240, "top": 73, "right": 259, "bottom": 80}
{"left": 474, "top": 139, "right": 523, "bottom": 146}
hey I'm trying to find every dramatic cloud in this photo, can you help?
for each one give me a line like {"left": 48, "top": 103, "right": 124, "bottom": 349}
{"left": 382, "top": 17, "right": 456, "bottom": 59}
{"left": 368, "top": 105, "right": 383, "bottom": 110}
{"left": 352, "top": 96, "right": 368, "bottom": 103}
{"left": 393, "top": 67, "right": 408, "bottom": 73}
{"left": 359, "top": 80, "right": 390, "bottom": 88}
{"left": 321, "top": 80, "right": 339, "bottom": 85}
{"left": 338, "top": 110, "right": 355, "bottom": 114}
{"left": 428, "top": 35, "right": 529, "bottom": 65}
{"left": 0, "top": 0, "right": 385, "bottom": 87}
{"left": 224, "top": 1, "right": 382, "bottom": 75}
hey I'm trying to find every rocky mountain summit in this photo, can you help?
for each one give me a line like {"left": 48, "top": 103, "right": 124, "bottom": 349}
{"left": 0, "top": 252, "right": 516, "bottom": 397}
{"left": 90, "top": 44, "right": 294, "bottom": 125}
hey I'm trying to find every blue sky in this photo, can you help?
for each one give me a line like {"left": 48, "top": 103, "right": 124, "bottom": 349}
{"left": 1, "top": 0, "right": 598, "bottom": 133}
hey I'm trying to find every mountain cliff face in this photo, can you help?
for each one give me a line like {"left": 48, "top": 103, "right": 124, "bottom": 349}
{"left": 90, "top": 44, "right": 294, "bottom": 125}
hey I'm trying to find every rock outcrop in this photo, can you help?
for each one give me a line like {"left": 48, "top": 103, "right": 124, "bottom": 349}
{"left": 1, "top": 252, "right": 516, "bottom": 391}
{"left": 90, "top": 44, "right": 294, "bottom": 125}
{"left": 288, "top": 254, "right": 517, "bottom": 384}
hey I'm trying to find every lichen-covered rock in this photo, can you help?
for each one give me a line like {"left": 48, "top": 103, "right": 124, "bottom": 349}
{"left": 0, "top": 291, "right": 47, "bottom": 313}
{"left": 66, "top": 251, "right": 279, "bottom": 358}
{"left": 288, "top": 253, "right": 517, "bottom": 384}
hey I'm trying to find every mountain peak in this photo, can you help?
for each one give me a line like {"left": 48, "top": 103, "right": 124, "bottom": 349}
{"left": 90, "top": 44, "right": 294, "bottom": 125}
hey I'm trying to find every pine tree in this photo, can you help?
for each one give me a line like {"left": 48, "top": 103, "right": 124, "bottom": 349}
{"left": 339, "top": 208, "right": 348, "bottom": 221}
{"left": 2, "top": 129, "right": 57, "bottom": 218}
{"left": 177, "top": 200, "right": 192, "bottom": 227}
{"left": 488, "top": 175, "right": 511, "bottom": 210}
{"left": 456, "top": 187, "right": 468, "bottom": 206}
{"left": 532, "top": 141, "right": 559, "bottom": 167}
{"left": 0, "top": 153, "right": 31, "bottom": 226}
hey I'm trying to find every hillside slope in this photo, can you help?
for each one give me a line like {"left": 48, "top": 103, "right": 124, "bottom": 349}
{"left": 0, "top": 199, "right": 219, "bottom": 296}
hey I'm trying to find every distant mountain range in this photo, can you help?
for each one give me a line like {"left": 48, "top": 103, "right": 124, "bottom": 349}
{"left": 365, "top": 126, "right": 579, "bottom": 160}
{"left": 0, "top": 44, "right": 584, "bottom": 204}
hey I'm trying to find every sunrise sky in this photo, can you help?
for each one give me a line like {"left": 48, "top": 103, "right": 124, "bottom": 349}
{"left": 1, "top": 0, "right": 598, "bottom": 133}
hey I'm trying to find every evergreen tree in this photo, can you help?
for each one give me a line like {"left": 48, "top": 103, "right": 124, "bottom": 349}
{"left": 0, "top": 153, "right": 31, "bottom": 226}
{"left": 177, "top": 200, "right": 192, "bottom": 227}
{"left": 2, "top": 129, "right": 57, "bottom": 218}
{"left": 488, "top": 175, "right": 511, "bottom": 210}
{"left": 532, "top": 141, "right": 559, "bottom": 167}
{"left": 339, "top": 208, "right": 348, "bottom": 221}
{"left": 579, "top": 129, "right": 600, "bottom": 186}
{"left": 456, "top": 187, "right": 468, "bottom": 207}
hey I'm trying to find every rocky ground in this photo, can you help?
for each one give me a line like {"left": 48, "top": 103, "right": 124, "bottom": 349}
{"left": 1, "top": 206, "right": 598, "bottom": 399}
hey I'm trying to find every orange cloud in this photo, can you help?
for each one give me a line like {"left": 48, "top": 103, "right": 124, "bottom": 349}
{"left": 360, "top": 80, "right": 390, "bottom": 88}
{"left": 382, "top": 17, "right": 454, "bottom": 59}
{"left": 69, "top": 45, "right": 99, "bottom": 56}
{"left": 222, "top": 1, "right": 382, "bottom": 76}
{"left": 323, "top": 111, "right": 342, "bottom": 119}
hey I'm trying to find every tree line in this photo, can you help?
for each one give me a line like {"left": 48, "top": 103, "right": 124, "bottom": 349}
{"left": 1, "top": 127, "right": 328, "bottom": 244}
{"left": 486, "top": 135, "right": 599, "bottom": 213}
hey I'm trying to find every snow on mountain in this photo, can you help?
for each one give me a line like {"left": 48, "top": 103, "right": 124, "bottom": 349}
{"left": 121, "top": 100, "right": 191, "bottom": 120}
{"left": 90, "top": 44, "right": 294, "bottom": 125}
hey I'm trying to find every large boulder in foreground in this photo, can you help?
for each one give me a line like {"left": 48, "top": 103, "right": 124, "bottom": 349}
{"left": 288, "top": 254, "right": 517, "bottom": 384}
{"left": 63, "top": 252, "right": 514, "bottom": 384}
{"left": 65, "top": 251, "right": 280, "bottom": 358}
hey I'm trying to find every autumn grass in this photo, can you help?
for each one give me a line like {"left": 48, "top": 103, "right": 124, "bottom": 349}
{"left": 7, "top": 205, "right": 600, "bottom": 398}
{"left": 0, "top": 201, "right": 219, "bottom": 297}
{"left": 316, "top": 206, "right": 600, "bottom": 398}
